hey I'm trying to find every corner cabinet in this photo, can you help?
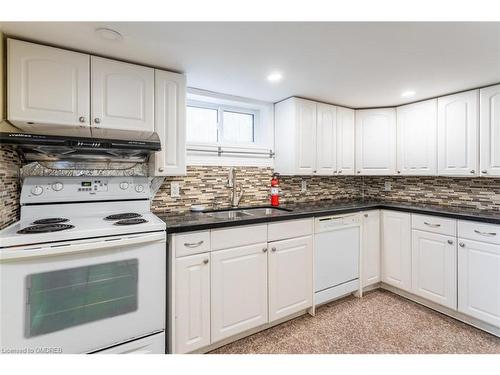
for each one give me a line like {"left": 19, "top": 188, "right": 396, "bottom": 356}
{"left": 480, "top": 84, "right": 500, "bottom": 177}
{"left": 396, "top": 99, "right": 437, "bottom": 175}
{"left": 274, "top": 97, "right": 355, "bottom": 176}
{"left": 150, "top": 70, "right": 187, "bottom": 176}
{"left": 381, "top": 210, "right": 412, "bottom": 291}
{"left": 7, "top": 39, "right": 91, "bottom": 136}
{"left": 361, "top": 210, "right": 381, "bottom": 288}
{"left": 437, "top": 90, "right": 479, "bottom": 176}
{"left": 355, "top": 108, "right": 397, "bottom": 175}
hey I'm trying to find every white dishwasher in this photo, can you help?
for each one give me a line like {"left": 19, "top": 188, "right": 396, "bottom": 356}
{"left": 314, "top": 213, "right": 361, "bottom": 305}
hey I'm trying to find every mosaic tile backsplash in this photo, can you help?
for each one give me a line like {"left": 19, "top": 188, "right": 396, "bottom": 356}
{"left": 0, "top": 145, "right": 21, "bottom": 229}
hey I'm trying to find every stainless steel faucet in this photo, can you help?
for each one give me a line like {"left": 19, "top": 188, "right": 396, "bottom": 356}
{"left": 227, "top": 167, "right": 244, "bottom": 207}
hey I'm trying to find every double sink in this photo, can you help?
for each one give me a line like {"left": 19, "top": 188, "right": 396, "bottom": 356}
{"left": 203, "top": 206, "right": 292, "bottom": 220}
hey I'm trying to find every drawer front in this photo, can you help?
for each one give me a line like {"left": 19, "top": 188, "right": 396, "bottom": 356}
{"left": 268, "top": 218, "right": 314, "bottom": 242}
{"left": 174, "top": 231, "right": 211, "bottom": 257}
{"left": 211, "top": 224, "right": 268, "bottom": 251}
{"left": 412, "top": 214, "right": 456, "bottom": 236}
{"left": 458, "top": 221, "right": 500, "bottom": 245}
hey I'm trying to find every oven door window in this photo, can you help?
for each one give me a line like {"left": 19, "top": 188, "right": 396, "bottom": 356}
{"left": 25, "top": 259, "right": 138, "bottom": 337}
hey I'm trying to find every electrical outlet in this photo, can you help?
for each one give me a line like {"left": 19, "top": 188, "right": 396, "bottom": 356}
{"left": 171, "top": 182, "right": 180, "bottom": 198}
{"left": 301, "top": 180, "right": 307, "bottom": 193}
{"left": 384, "top": 181, "right": 392, "bottom": 192}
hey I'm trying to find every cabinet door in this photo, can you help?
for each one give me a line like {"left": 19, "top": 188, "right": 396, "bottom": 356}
{"left": 355, "top": 109, "right": 397, "bottom": 175}
{"left": 175, "top": 253, "right": 211, "bottom": 353}
{"left": 458, "top": 239, "right": 500, "bottom": 327}
{"left": 268, "top": 236, "right": 313, "bottom": 322}
{"left": 7, "top": 39, "right": 90, "bottom": 136}
{"left": 91, "top": 56, "right": 154, "bottom": 139}
{"left": 397, "top": 99, "right": 437, "bottom": 175}
{"left": 211, "top": 243, "right": 268, "bottom": 342}
{"left": 336, "top": 107, "right": 356, "bottom": 175}
{"left": 411, "top": 230, "right": 457, "bottom": 309}
{"left": 480, "top": 84, "right": 500, "bottom": 177}
{"left": 362, "top": 210, "right": 381, "bottom": 288}
{"left": 296, "top": 99, "right": 317, "bottom": 174}
{"left": 381, "top": 211, "right": 412, "bottom": 291}
{"left": 315, "top": 103, "right": 337, "bottom": 175}
{"left": 151, "top": 70, "right": 187, "bottom": 176}
{"left": 437, "top": 90, "right": 479, "bottom": 176}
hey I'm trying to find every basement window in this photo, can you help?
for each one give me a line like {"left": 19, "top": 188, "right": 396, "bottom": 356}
{"left": 186, "top": 89, "right": 274, "bottom": 167}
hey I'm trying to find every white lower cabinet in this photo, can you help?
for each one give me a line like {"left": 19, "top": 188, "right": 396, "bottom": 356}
{"left": 210, "top": 243, "right": 268, "bottom": 342}
{"left": 268, "top": 236, "right": 313, "bottom": 322}
{"left": 381, "top": 211, "right": 412, "bottom": 291}
{"left": 362, "top": 210, "right": 381, "bottom": 287}
{"left": 175, "top": 253, "right": 211, "bottom": 354}
{"left": 411, "top": 230, "right": 457, "bottom": 309}
{"left": 458, "top": 239, "right": 500, "bottom": 327}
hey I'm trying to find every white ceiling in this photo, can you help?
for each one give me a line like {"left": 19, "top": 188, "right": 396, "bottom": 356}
{"left": 1, "top": 22, "right": 499, "bottom": 107}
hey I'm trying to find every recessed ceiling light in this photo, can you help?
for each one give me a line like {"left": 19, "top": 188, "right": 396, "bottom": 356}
{"left": 401, "top": 90, "right": 416, "bottom": 98}
{"left": 267, "top": 72, "right": 283, "bottom": 83}
{"left": 95, "top": 28, "right": 123, "bottom": 42}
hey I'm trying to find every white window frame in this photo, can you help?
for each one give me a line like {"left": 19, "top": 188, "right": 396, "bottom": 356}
{"left": 186, "top": 88, "right": 274, "bottom": 167}
{"left": 187, "top": 100, "right": 259, "bottom": 145}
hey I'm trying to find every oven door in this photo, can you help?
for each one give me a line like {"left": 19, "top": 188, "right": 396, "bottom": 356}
{"left": 0, "top": 231, "right": 166, "bottom": 354}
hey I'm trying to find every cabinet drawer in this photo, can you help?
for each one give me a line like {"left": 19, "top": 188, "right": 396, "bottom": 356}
{"left": 211, "top": 224, "right": 267, "bottom": 251}
{"left": 268, "top": 218, "right": 313, "bottom": 242}
{"left": 458, "top": 221, "right": 500, "bottom": 245}
{"left": 412, "top": 214, "right": 456, "bottom": 236}
{"left": 174, "top": 231, "right": 210, "bottom": 257}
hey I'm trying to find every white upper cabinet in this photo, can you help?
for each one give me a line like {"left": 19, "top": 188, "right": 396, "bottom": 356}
{"left": 150, "top": 70, "right": 187, "bottom": 176}
{"left": 437, "top": 90, "right": 479, "bottom": 176}
{"left": 480, "top": 84, "right": 500, "bottom": 177}
{"left": 274, "top": 97, "right": 355, "bottom": 176}
{"left": 7, "top": 39, "right": 91, "bottom": 136}
{"left": 315, "top": 103, "right": 337, "bottom": 175}
{"left": 91, "top": 56, "right": 155, "bottom": 139}
{"left": 336, "top": 107, "right": 356, "bottom": 175}
{"left": 355, "top": 108, "right": 397, "bottom": 175}
{"left": 397, "top": 99, "right": 437, "bottom": 175}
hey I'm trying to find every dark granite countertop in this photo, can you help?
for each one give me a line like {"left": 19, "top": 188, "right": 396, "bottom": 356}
{"left": 157, "top": 200, "right": 500, "bottom": 234}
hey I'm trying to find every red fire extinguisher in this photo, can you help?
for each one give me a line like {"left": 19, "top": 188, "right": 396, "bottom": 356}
{"left": 270, "top": 174, "right": 280, "bottom": 207}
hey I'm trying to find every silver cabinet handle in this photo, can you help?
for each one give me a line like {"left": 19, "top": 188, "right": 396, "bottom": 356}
{"left": 338, "top": 170, "right": 342, "bottom": 174}
{"left": 364, "top": 213, "right": 368, "bottom": 218}
{"left": 481, "top": 170, "right": 488, "bottom": 174}
{"left": 397, "top": 170, "right": 401, "bottom": 174}
{"left": 79, "top": 116, "right": 86, "bottom": 123}
{"left": 271, "top": 247, "right": 277, "bottom": 252}
{"left": 447, "top": 240, "right": 454, "bottom": 245}
{"left": 474, "top": 229, "right": 497, "bottom": 237}
{"left": 459, "top": 242, "right": 465, "bottom": 247}
{"left": 470, "top": 170, "right": 475, "bottom": 174}
{"left": 158, "top": 167, "right": 164, "bottom": 172}
{"left": 203, "top": 259, "right": 209, "bottom": 264}
{"left": 424, "top": 222, "right": 441, "bottom": 227}
{"left": 357, "top": 171, "right": 361, "bottom": 174}
{"left": 94, "top": 118, "right": 101, "bottom": 124}
{"left": 184, "top": 240, "right": 204, "bottom": 248}
{"left": 262, "top": 248, "right": 268, "bottom": 253}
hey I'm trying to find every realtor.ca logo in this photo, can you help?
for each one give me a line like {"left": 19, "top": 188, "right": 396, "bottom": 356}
{"left": 2, "top": 346, "right": 63, "bottom": 354}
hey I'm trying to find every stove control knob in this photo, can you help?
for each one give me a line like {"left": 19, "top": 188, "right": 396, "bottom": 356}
{"left": 135, "top": 184, "right": 144, "bottom": 193}
{"left": 31, "top": 185, "right": 43, "bottom": 196}
{"left": 119, "top": 182, "right": 129, "bottom": 190}
{"left": 51, "top": 182, "right": 63, "bottom": 191}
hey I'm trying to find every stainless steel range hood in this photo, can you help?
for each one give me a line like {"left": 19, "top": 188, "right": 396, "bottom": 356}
{"left": 0, "top": 132, "right": 161, "bottom": 162}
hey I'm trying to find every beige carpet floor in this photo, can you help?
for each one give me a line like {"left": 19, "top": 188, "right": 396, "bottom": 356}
{"left": 210, "top": 289, "right": 500, "bottom": 354}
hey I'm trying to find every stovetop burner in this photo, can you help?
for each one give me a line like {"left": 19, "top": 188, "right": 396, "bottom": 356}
{"left": 33, "top": 218, "right": 69, "bottom": 225}
{"left": 17, "top": 224, "right": 75, "bottom": 234}
{"left": 104, "top": 213, "right": 142, "bottom": 221}
{"left": 113, "top": 218, "right": 148, "bottom": 226}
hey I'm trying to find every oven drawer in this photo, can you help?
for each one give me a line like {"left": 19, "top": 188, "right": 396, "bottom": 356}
{"left": 94, "top": 332, "right": 165, "bottom": 354}
{"left": 174, "top": 231, "right": 210, "bottom": 257}
{"left": 412, "top": 214, "right": 456, "bottom": 236}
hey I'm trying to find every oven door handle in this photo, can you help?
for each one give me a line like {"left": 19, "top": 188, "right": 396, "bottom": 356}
{"left": 0, "top": 232, "right": 165, "bottom": 261}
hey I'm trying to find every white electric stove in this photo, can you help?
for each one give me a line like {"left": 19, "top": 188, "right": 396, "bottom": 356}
{"left": 0, "top": 177, "right": 166, "bottom": 354}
